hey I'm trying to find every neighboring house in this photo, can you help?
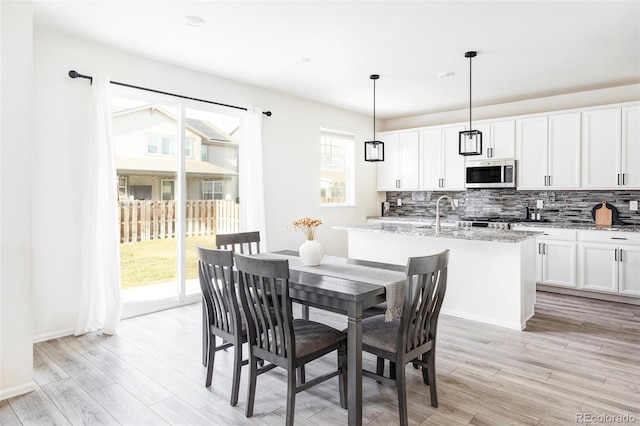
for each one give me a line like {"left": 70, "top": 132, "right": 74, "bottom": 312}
{"left": 112, "top": 104, "right": 239, "bottom": 202}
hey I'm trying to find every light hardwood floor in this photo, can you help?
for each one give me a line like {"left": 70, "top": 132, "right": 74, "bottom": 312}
{"left": 1, "top": 291, "right": 639, "bottom": 425}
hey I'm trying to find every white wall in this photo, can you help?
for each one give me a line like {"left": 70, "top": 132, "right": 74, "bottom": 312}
{"left": 32, "top": 28, "right": 383, "bottom": 340}
{"left": 382, "top": 83, "right": 640, "bottom": 130}
{"left": 0, "top": 1, "right": 35, "bottom": 400}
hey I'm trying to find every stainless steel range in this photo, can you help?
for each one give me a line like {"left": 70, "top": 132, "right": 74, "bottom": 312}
{"left": 456, "top": 217, "right": 521, "bottom": 230}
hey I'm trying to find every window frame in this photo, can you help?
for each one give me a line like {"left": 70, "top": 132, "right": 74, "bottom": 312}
{"left": 320, "top": 125, "right": 355, "bottom": 207}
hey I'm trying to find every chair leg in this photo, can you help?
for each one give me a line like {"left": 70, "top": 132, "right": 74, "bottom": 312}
{"left": 376, "top": 357, "right": 384, "bottom": 384}
{"left": 205, "top": 334, "right": 215, "bottom": 387}
{"left": 390, "top": 361, "right": 397, "bottom": 380}
{"left": 426, "top": 349, "right": 438, "bottom": 408}
{"left": 202, "top": 303, "right": 209, "bottom": 366}
{"left": 286, "top": 366, "right": 297, "bottom": 426}
{"left": 245, "top": 356, "right": 258, "bottom": 418}
{"left": 421, "top": 353, "right": 429, "bottom": 384}
{"left": 338, "top": 344, "right": 347, "bottom": 409}
{"left": 230, "top": 342, "right": 242, "bottom": 406}
{"left": 395, "top": 361, "right": 408, "bottom": 426}
{"left": 297, "top": 366, "right": 306, "bottom": 385}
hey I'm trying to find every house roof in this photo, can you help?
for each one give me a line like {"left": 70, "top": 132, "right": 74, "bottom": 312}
{"left": 114, "top": 104, "right": 238, "bottom": 145}
{"left": 116, "top": 156, "right": 238, "bottom": 178}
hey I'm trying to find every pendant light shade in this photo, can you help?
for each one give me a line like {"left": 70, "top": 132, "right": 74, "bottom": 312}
{"left": 364, "top": 74, "right": 384, "bottom": 162}
{"left": 459, "top": 51, "right": 483, "bottom": 156}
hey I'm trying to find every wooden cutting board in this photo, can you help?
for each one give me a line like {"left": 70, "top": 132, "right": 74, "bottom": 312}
{"left": 595, "top": 201, "right": 612, "bottom": 227}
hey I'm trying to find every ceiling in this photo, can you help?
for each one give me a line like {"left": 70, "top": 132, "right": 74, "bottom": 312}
{"left": 34, "top": 1, "right": 640, "bottom": 119}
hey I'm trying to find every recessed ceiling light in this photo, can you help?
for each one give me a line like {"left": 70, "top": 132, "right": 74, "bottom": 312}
{"left": 438, "top": 71, "right": 455, "bottom": 78}
{"left": 184, "top": 15, "right": 206, "bottom": 27}
{"left": 294, "top": 57, "right": 311, "bottom": 65}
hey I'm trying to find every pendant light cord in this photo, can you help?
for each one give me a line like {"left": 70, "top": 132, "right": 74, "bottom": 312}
{"left": 469, "top": 54, "right": 472, "bottom": 129}
{"left": 373, "top": 77, "right": 376, "bottom": 137}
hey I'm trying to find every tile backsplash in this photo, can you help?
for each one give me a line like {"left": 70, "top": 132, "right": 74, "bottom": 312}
{"left": 384, "top": 189, "right": 640, "bottom": 228}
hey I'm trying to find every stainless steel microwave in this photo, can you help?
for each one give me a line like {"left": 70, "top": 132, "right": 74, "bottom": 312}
{"left": 465, "top": 159, "right": 516, "bottom": 188}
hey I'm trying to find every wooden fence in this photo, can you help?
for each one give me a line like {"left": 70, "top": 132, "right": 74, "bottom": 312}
{"left": 119, "top": 199, "right": 240, "bottom": 243}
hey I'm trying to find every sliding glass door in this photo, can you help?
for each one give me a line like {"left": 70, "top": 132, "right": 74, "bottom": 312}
{"left": 112, "top": 88, "right": 243, "bottom": 316}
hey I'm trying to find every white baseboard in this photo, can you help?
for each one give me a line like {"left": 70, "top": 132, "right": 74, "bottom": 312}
{"left": 0, "top": 381, "right": 36, "bottom": 401}
{"left": 33, "top": 328, "right": 74, "bottom": 344}
{"left": 440, "top": 309, "right": 524, "bottom": 331}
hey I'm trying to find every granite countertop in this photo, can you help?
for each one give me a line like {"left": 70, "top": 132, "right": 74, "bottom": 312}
{"left": 333, "top": 223, "right": 542, "bottom": 243}
{"left": 369, "top": 216, "right": 640, "bottom": 233}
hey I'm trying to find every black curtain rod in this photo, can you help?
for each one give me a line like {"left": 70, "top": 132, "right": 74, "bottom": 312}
{"left": 68, "top": 70, "right": 272, "bottom": 117}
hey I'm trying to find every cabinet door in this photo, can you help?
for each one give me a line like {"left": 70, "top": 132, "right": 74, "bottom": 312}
{"left": 473, "top": 123, "right": 491, "bottom": 159}
{"left": 579, "top": 243, "right": 618, "bottom": 293}
{"left": 516, "top": 116, "right": 548, "bottom": 189}
{"left": 442, "top": 125, "right": 466, "bottom": 189}
{"left": 619, "top": 245, "right": 640, "bottom": 296}
{"left": 419, "top": 128, "right": 442, "bottom": 189}
{"left": 399, "top": 131, "right": 420, "bottom": 190}
{"left": 582, "top": 108, "right": 622, "bottom": 188}
{"left": 548, "top": 112, "right": 581, "bottom": 189}
{"left": 377, "top": 133, "right": 401, "bottom": 191}
{"left": 541, "top": 240, "right": 577, "bottom": 287}
{"left": 490, "top": 120, "right": 515, "bottom": 159}
{"left": 621, "top": 105, "right": 640, "bottom": 188}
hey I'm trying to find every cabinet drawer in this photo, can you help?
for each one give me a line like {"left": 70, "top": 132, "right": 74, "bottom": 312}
{"left": 579, "top": 231, "right": 640, "bottom": 245}
{"left": 534, "top": 228, "right": 577, "bottom": 241}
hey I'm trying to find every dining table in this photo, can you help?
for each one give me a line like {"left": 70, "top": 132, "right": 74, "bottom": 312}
{"left": 257, "top": 250, "right": 406, "bottom": 426}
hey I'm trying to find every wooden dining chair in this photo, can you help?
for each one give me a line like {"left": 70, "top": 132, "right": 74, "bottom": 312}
{"left": 202, "top": 231, "right": 261, "bottom": 366}
{"left": 234, "top": 253, "right": 347, "bottom": 426}
{"left": 360, "top": 249, "right": 449, "bottom": 426}
{"left": 197, "top": 247, "right": 247, "bottom": 406}
{"left": 215, "top": 231, "right": 261, "bottom": 254}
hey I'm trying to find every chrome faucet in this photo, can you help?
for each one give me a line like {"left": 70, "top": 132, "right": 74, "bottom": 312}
{"left": 435, "top": 195, "right": 457, "bottom": 234}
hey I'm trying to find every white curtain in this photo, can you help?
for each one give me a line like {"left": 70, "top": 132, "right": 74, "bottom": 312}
{"left": 75, "top": 74, "right": 122, "bottom": 335}
{"left": 240, "top": 107, "right": 267, "bottom": 251}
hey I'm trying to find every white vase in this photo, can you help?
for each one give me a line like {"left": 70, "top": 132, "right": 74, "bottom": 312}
{"left": 299, "top": 239, "right": 324, "bottom": 266}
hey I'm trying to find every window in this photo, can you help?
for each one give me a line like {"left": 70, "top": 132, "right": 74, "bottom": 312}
{"left": 320, "top": 126, "right": 354, "bottom": 205}
{"left": 161, "top": 180, "right": 175, "bottom": 200}
{"left": 201, "top": 144, "right": 208, "bottom": 162}
{"left": 118, "top": 177, "right": 128, "bottom": 199}
{"left": 202, "top": 180, "right": 223, "bottom": 200}
{"left": 161, "top": 137, "right": 176, "bottom": 155}
{"left": 147, "top": 136, "right": 159, "bottom": 154}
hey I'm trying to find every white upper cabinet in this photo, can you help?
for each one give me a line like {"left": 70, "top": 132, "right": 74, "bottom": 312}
{"left": 419, "top": 125, "right": 465, "bottom": 190}
{"left": 582, "top": 105, "right": 640, "bottom": 189}
{"left": 622, "top": 105, "right": 640, "bottom": 188}
{"left": 472, "top": 120, "right": 515, "bottom": 160}
{"left": 377, "top": 131, "right": 420, "bottom": 191}
{"left": 516, "top": 112, "right": 581, "bottom": 189}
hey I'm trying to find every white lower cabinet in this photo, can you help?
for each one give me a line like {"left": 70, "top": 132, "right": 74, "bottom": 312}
{"left": 532, "top": 229, "right": 578, "bottom": 288}
{"left": 579, "top": 231, "right": 640, "bottom": 295}
{"left": 513, "top": 226, "right": 640, "bottom": 300}
{"left": 538, "top": 239, "right": 578, "bottom": 287}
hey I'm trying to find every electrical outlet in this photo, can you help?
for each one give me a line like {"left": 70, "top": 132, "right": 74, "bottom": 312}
{"left": 396, "top": 199, "right": 402, "bottom": 207}
{"left": 630, "top": 200, "right": 639, "bottom": 211}
{"left": 536, "top": 200, "right": 544, "bottom": 209}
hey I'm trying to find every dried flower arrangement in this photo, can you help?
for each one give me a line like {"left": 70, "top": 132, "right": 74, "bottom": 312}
{"left": 292, "top": 217, "right": 323, "bottom": 241}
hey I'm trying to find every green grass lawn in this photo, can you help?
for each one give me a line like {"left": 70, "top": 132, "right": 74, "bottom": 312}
{"left": 120, "top": 235, "right": 217, "bottom": 289}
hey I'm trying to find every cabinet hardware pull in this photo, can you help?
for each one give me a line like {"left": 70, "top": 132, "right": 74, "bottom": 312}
{"left": 617, "top": 173, "right": 621, "bottom": 185}
{"left": 538, "top": 243, "right": 542, "bottom": 254}
{"left": 623, "top": 173, "right": 626, "bottom": 185}
{"left": 620, "top": 249, "right": 623, "bottom": 262}
{"left": 615, "top": 249, "right": 618, "bottom": 261}
{"left": 611, "top": 237, "right": 627, "bottom": 240}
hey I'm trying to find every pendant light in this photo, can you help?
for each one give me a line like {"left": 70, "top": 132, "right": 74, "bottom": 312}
{"left": 459, "top": 51, "right": 482, "bottom": 156}
{"left": 364, "top": 74, "right": 384, "bottom": 162}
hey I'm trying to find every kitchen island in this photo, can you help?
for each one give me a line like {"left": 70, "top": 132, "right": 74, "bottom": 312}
{"left": 334, "top": 223, "right": 542, "bottom": 330}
